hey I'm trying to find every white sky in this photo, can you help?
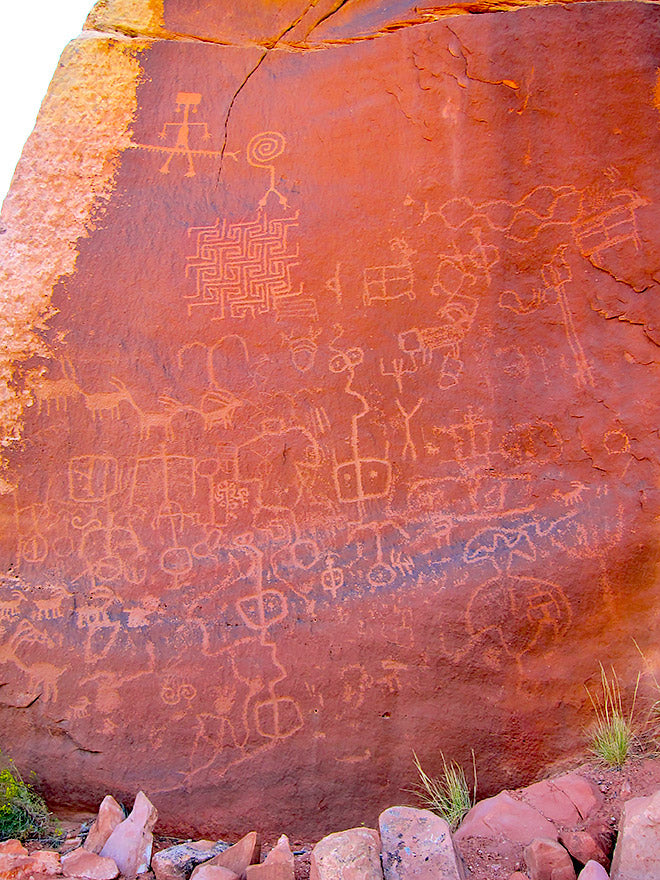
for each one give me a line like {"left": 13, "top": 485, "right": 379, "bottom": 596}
{"left": 0, "top": 0, "right": 93, "bottom": 207}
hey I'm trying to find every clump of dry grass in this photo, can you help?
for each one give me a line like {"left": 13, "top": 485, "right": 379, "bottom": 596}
{"left": 586, "top": 664, "right": 639, "bottom": 767}
{"left": 411, "top": 751, "right": 477, "bottom": 830}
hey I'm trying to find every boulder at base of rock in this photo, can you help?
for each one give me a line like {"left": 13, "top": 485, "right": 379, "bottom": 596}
{"left": 577, "top": 863, "right": 609, "bottom": 880}
{"left": 310, "top": 828, "right": 382, "bottom": 880}
{"left": 379, "top": 806, "right": 465, "bottom": 880}
{"left": 610, "top": 789, "right": 660, "bottom": 880}
{"left": 84, "top": 797, "right": 126, "bottom": 854}
{"left": 152, "top": 841, "right": 229, "bottom": 880}
{"left": 190, "top": 868, "right": 239, "bottom": 880}
{"left": 559, "top": 831, "right": 610, "bottom": 869}
{"left": 521, "top": 781, "right": 582, "bottom": 827}
{"left": 0, "top": 842, "right": 28, "bottom": 855}
{"left": 62, "top": 848, "right": 119, "bottom": 880}
{"left": 524, "top": 839, "right": 576, "bottom": 880}
{"left": 192, "top": 833, "right": 260, "bottom": 880}
{"left": 245, "top": 836, "right": 294, "bottom": 880}
{"left": 550, "top": 776, "right": 603, "bottom": 822}
{"left": 100, "top": 791, "right": 158, "bottom": 878}
{"left": 455, "top": 793, "right": 558, "bottom": 846}
{"left": 0, "top": 849, "right": 61, "bottom": 880}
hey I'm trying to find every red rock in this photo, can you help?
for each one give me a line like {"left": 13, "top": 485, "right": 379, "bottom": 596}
{"left": 509, "top": 874, "right": 530, "bottom": 880}
{"left": 583, "top": 822, "right": 615, "bottom": 864}
{"left": 1, "top": 0, "right": 659, "bottom": 840}
{"left": 0, "top": 850, "right": 61, "bottom": 880}
{"left": 455, "top": 792, "right": 558, "bottom": 845}
{"left": 84, "top": 797, "right": 125, "bottom": 854}
{"left": 523, "top": 839, "right": 576, "bottom": 880}
{"left": 193, "top": 834, "right": 260, "bottom": 880}
{"left": 0, "top": 845, "right": 27, "bottom": 857}
{"left": 310, "top": 829, "right": 381, "bottom": 880}
{"left": 152, "top": 841, "right": 229, "bottom": 880}
{"left": 245, "top": 836, "right": 294, "bottom": 880}
{"left": 191, "top": 868, "right": 239, "bottom": 880}
{"left": 559, "top": 831, "right": 609, "bottom": 869}
{"left": 576, "top": 863, "right": 608, "bottom": 880}
{"left": 99, "top": 792, "right": 157, "bottom": 878}
{"left": 610, "top": 789, "right": 660, "bottom": 879}
{"left": 379, "top": 806, "right": 465, "bottom": 880}
{"left": 550, "top": 776, "right": 603, "bottom": 822}
{"left": 521, "top": 780, "right": 581, "bottom": 827}
{"left": 62, "top": 848, "right": 119, "bottom": 880}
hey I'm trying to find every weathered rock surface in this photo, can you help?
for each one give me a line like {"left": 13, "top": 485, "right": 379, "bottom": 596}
{"left": 610, "top": 789, "right": 660, "bottom": 879}
{"left": 522, "top": 775, "right": 602, "bottom": 827}
{"left": 310, "top": 829, "right": 382, "bottom": 880}
{"left": 152, "top": 841, "right": 229, "bottom": 880}
{"left": 379, "top": 806, "right": 465, "bottom": 880}
{"left": 455, "top": 792, "right": 558, "bottom": 845}
{"left": 1, "top": 0, "right": 659, "bottom": 838}
{"left": 99, "top": 792, "right": 157, "bottom": 878}
{"left": 84, "top": 797, "right": 126, "bottom": 854}
{"left": 61, "top": 848, "right": 119, "bottom": 880}
{"left": 523, "top": 838, "right": 576, "bottom": 880}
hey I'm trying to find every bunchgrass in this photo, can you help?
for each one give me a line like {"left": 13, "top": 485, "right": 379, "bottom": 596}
{"left": 586, "top": 664, "right": 639, "bottom": 767}
{"left": 0, "top": 755, "right": 59, "bottom": 842}
{"left": 411, "top": 751, "right": 477, "bottom": 830}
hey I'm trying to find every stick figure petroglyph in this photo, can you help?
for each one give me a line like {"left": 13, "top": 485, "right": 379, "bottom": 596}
{"left": 247, "top": 131, "right": 288, "bottom": 208}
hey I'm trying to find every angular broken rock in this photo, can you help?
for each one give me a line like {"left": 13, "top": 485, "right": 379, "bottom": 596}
{"left": 100, "top": 791, "right": 158, "bottom": 878}
{"left": 520, "top": 779, "right": 582, "bottom": 827}
{"left": 549, "top": 775, "right": 602, "bottom": 822}
{"left": 84, "top": 796, "right": 126, "bottom": 854}
{"left": 379, "top": 806, "right": 465, "bottom": 880}
{"left": 190, "top": 868, "right": 239, "bottom": 880}
{"left": 576, "top": 863, "right": 609, "bottom": 880}
{"left": 0, "top": 842, "right": 28, "bottom": 856}
{"left": 62, "top": 848, "right": 119, "bottom": 880}
{"left": 245, "top": 835, "right": 294, "bottom": 880}
{"left": 192, "top": 833, "right": 260, "bottom": 880}
{"left": 559, "top": 830, "right": 609, "bottom": 869}
{"left": 152, "top": 841, "right": 230, "bottom": 880}
{"left": 310, "top": 828, "right": 382, "bottom": 880}
{"left": 523, "top": 838, "right": 576, "bottom": 880}
{"left": 610, "top": 788, "right": 660, "bottom": 880}
{"left": 455, "top": 792, "right": 558, "bottom": 845}
{"left": 0, "top": 849, "right": 61, "bottom": 880}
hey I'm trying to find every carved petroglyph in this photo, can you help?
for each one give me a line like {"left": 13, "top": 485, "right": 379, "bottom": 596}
{"left": 395, "top": 398, "right": 423, "bottom": 461}
{"left": 329, "top": 342, "right": 392, "bottom": 519}
{"left": 500, "top": 247, "right": 594, "bottom": 389}
{"left": 8, "top": 97, "right": 642, "bottom": 783}
{"left": 247, "top": 131, "right": 288, "bottom": 208}
{"left": 185, "top": 212, "right": 316, "bottom": 320}
{"left": 465, "top": 576, "right": 572, "bottom": 672}
{"left": 130, "top": 92, "right": 231, "bottom": 178}
{"left": 26, "top": 359, "right": 81, "bottom": 415}
{"left": 184, "top": 132, "right": 316, "bottom": 322}
{"left": 363, "top": 239, "right": 415, "bottom": 306}
{"left": 82, "top": 377, "right": 133, "bottom": 421}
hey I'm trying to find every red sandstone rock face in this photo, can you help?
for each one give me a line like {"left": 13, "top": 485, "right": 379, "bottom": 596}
{"left": 0, "top": 0, "right": 660, "bottom": 840}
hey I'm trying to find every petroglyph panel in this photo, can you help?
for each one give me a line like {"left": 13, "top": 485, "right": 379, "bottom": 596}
{"left": 1, "top": 0, "right": 659, "bottom": 842}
